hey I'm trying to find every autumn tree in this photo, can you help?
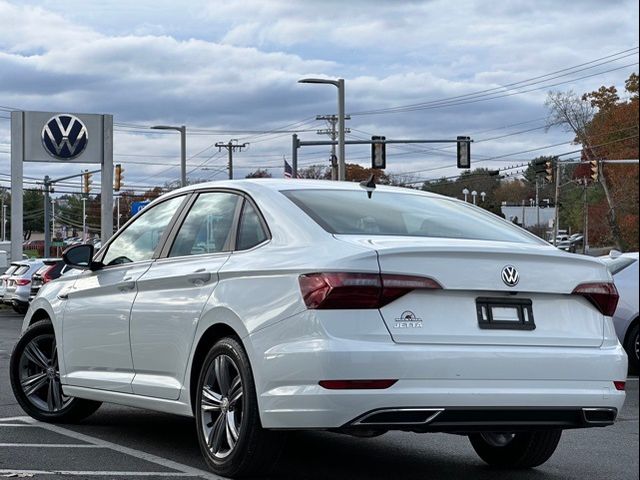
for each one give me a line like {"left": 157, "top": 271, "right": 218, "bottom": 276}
{"left": 546, "top": 73, "right": 639, "bottom": 250}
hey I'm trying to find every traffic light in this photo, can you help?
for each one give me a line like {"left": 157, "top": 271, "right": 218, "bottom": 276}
{"left": 590, "top": 159, "right": 599, "bottom": 182}
{"left": 532, "top": 158, "right": 547, "bottom": 174}
{"left": 83, "top": 171, "right": 92, "bottom": 195}
{"left": 115, "top": 164, "right": 124, "bottom": 191}
{"left": 457, "top": 136, "right": 471, "bottom": 169}
{"left": 371, "top": 136, "right": 386, "bottom": 169}
{"left": 545, "top": 160, "right": 554, "bottom": 183}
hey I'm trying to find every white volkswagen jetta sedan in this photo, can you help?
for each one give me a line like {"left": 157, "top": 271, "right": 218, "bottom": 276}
{"left": 11, "top": 179, "right": 627, "bottom": 477}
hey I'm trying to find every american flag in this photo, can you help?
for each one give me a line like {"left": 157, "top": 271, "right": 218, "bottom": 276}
{"left": 284, "top": 158, "right": 293, "bottom": 178}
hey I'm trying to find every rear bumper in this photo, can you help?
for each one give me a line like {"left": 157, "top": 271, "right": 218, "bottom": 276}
{"left": 249, "top": 316, "right": 627, "bottom": 429}
{"left": 348, "top": 406, "right": 618, "bottom": 433}
{"left": 257, "top": 378, "right": 626, "bottom": 429}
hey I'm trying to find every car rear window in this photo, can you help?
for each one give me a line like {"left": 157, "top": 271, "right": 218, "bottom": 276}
{"left": 282, "top": 189, "right": 543, "bottom": 244}
{"left": 2, "top": 265, "right": 18, "bottom": 276}
{"left": 13, "top": 265, "right": 29, "bottom": 275}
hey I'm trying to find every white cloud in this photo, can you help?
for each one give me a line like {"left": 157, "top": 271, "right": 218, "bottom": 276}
{"left": 0, "top": 0, "right": 637, "bottom": 188}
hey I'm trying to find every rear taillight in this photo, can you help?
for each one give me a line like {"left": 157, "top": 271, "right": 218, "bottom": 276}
{"left": 572, "top": 282, "right": 619, "bottom": 316}
{"left": 15, "top": 278, "right": 31, "bottom": 286}
{"left": 299, "top": 272, "right": 442, "bottom": 309}
{"left": 613, "top": 381, "right": 626, "bottom": 391}
{"left": 42, "top": 266, "right": 57, "bottom": 283}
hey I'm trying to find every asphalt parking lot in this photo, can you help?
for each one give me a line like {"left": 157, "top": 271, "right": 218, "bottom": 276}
{"left": 0, "top": 308, "right": 638, "bottom": 479}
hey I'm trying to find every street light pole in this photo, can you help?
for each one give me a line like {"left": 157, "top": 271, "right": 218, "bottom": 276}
{"left": 151, "top": 125, "right": 187, "bottom": 187}
{"left": 337, "top": 79, "right": 345, "bottom": 181}
{"left": 298, "top": 77, "right": 346, "bottom": 181}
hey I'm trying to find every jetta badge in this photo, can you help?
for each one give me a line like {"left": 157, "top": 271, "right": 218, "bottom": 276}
{"left": 501, "top": 265, "right": 519, "bottom": 287}
{"left": 394, "top": 310, "right": 423, "bottom": 329}
{"left": 41, "top": 114, "right": 88, "bottom": 160}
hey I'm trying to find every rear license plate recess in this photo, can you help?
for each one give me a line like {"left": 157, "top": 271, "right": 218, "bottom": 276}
{"left": 476, "top": 297, "right": 535, "bottom": 330}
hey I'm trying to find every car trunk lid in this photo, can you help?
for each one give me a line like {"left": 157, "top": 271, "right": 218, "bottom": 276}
{"left": 335, "top": 235, "right": 609, "bottom": 347}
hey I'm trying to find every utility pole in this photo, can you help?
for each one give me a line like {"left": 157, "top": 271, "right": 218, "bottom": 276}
{"left": 0, "top": 188, "right": 5, "bottom": 242}
{"left": 292, "top": 134, "right": 298, "bottom": 177}
{"left": 552, "top": 161, "right": 562, "bottom": 246}
{"left": 1, "top": 204, "right": 6, "bottom": 242}
{"left": 51, "top": 199, "right": 55, "bottom": 243}
{"left": 535, "top": 176, "right": 540, "bottom": 228}
{"left": 116, "top": 196, "right": 121, "bottom": 230}
{"left": 43, "top": 175, "right": 51, "bottom": 257}
{"left": 215, "top": 140, "right": 248, "bottom": 180}
{"left": 82, "top": 197, "right": 87, "bottom": 242}
{"left": 583, "top": 179, "right": 589, "bottom": 254}
{"left": 316, "top": 114, "right": 351, "bottom": 181}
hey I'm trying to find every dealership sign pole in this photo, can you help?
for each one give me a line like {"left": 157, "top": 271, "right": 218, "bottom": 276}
{"left": 10, "top": 111, "right": 113, "bottom": 261}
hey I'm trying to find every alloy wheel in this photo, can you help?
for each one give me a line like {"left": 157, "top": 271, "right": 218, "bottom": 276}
{"left": 200, "top": 354, "right": 244, "bottom": 459}
{"left": 18, "top": 333, "right": 71, "bottom": 412}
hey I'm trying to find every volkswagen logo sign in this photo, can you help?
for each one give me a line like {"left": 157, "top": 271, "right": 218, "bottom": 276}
{"left": 501, "top": 265, "right": 519, "bottom": 287}
{"left": 41, "top": 114, "right": 88, "bottom": 160}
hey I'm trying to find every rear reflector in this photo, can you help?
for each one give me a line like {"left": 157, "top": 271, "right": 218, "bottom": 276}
{"left": 15, "top": 278, "right": 31, "bottom": 286}
{"left": 613, "top": 381, "right": 626, "bottom": 391}
{"left": 572, "top": 282, "right": 619, "bottom": 316}
{"left": 299, "top": 272, "right": 441, "bottom": 309}
{"left": 319, "top": 380, "right": 397, "bottom": 390}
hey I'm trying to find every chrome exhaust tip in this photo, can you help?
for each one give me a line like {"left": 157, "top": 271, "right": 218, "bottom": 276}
{"left": 582, "top": 407, "right": 617, "bottom": 425}
{"left": 353, "top": 408, "right": 444, "bottom": 426}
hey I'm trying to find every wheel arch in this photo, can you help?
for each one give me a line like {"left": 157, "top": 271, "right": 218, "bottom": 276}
{"left": 28, "top": 308, "right": 51, "bottom": 325}
{"left": 188, "top": 322, "right": 246, "bottom": 415}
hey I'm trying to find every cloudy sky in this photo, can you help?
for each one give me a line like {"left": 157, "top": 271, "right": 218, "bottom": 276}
{"left": 0, "top": 0, "right": 638, "bottom": 194}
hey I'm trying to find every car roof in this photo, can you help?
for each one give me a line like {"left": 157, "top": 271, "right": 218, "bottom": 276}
{"left": 167, "top": 178, "right": 450, "bottom": 199}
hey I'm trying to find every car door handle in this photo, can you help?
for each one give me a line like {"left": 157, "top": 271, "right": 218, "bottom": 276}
{"left": 118, "top": 281, "right": 136, "bottom": 292}
{"left": 187, "top": 269, "right": 211, "bottom": 285}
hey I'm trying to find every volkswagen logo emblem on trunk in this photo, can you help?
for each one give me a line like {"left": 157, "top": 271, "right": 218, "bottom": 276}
{"left": 41, "top": 114, "right": 88, "bottom": 159}
{"left": 501, "top": 265, "right": 519, "bottom": 287}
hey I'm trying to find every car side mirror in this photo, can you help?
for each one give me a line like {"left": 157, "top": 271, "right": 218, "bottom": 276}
{"left": 62, "top": 244, "right": 101, "bottom": 271}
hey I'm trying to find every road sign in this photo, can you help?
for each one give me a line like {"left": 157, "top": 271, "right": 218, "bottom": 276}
{"left": 131, "top": 200, "right": 150, "bottom": 216}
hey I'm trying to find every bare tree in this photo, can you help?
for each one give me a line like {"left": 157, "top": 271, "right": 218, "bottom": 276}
{"left": 545, "top": 90, "right": 622, "bottom": 250}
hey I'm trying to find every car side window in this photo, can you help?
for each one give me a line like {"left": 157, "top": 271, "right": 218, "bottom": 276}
{"left": 236, "top": 201, "right": 268, "bottom": 250}
{"left": 169, "top": 192, "right": 240, "bottom": 257}
{"left": 102, "top": 196, "right": 185, "bottom": 266}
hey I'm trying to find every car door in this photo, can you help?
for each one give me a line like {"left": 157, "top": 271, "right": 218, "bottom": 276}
{"left": 61, "top": 195, "right": 187, "bottom": 393}
{"left": 129, "top": 191, "right": 242, "bottom": 399}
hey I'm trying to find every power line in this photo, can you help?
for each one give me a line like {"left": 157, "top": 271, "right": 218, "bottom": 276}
{"left": 350, "top": 48, "right": 639, "bottom": 116}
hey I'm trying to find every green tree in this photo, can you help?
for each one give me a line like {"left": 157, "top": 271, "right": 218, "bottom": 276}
{"left": 23, "top": 189, "right": 45, "bottom": 240}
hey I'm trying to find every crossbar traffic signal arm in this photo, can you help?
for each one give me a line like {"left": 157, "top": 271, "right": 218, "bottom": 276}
{"left": 293, "top": 137, "right": 474, "bottom": 173}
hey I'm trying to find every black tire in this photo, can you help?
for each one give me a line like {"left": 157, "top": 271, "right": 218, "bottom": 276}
{"left": 624, "top": 323, "right": 639, "bottom": 374}
{"left": 195, "top": 336, "right": 284, "bottom": 477}
{"left": 13, "top": 304, "right": 28, "bottom": 315}
{"left": 469, "top": 430, "right": 562, "bottom": 468}
{"left": 10, "top": 320, "right": 102, "bottom": 423}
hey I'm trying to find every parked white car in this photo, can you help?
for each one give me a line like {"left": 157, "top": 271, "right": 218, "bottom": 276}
{"left": 600, "top": 252, "right": 639, "bottom": 373}
{"left": 11, "top": 180, "right": 627, "bottom": 477}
